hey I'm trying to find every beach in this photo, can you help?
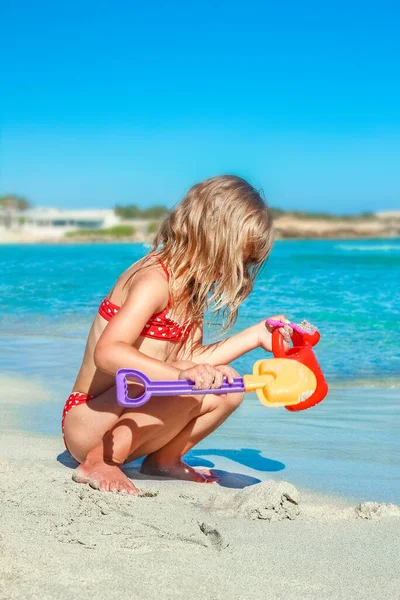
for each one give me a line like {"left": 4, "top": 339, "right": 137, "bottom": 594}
{"left": 1, "top": 430, "right": 400, "bottom": 600}
{"left": 1, "top": 239, "right": 399, "bottom": 599}
{"left": 2, "top": 1, "right": 400, "bottom": 595}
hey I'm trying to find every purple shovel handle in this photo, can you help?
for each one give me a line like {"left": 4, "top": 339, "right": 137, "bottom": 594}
{"left": 116, "top": 368, "right": 245, "bottom": 408}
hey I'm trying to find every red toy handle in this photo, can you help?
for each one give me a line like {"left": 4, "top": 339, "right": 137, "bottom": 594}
{"left": 271, "top": 329, "right": 288, "bottom": 358}
{"left": 271, "top": 329, "right": 328, "bottom": 411}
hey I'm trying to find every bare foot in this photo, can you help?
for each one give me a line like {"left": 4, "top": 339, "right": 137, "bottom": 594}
{"left": 72, "top": 459, "right": 139, "bottom": 495}
{"left": 140, "top": 455, "right": 220, "bottom": 484}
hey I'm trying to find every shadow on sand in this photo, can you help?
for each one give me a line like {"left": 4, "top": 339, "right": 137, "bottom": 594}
{"left": 57, "top": 447, "right": 285, "bottom": 490}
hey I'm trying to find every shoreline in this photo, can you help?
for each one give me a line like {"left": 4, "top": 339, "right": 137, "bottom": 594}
{"left": 5, "top": 428, "right": 395, "bottom": 508}
{"left": 1, "top": 370, "right": 399, "bottom": 505}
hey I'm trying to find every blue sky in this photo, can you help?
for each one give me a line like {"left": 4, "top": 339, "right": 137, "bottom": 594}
{"left": 1, "top": 0, "right": 399, "bottom": 213}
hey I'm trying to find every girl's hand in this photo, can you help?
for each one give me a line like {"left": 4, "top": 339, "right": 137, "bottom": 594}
{"left": 255, "top": 314, "right": 293, "bottom": 352}
{"left": 178, "top": 363, "right": 236, "bottom": 389}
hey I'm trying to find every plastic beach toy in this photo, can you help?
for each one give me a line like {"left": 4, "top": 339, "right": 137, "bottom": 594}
{"left": 266, "top": 318, "right": 328, "bottom": 412}
{"left": 116, "top": 358, "right": 317, "bottom": 409}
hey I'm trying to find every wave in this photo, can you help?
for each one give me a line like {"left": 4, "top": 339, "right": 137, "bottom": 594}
{"left": 335, "top": 244, "right": 400, "bottom": 252}
{"left": 328, "top": 378, "right": 400, "bottom": 389}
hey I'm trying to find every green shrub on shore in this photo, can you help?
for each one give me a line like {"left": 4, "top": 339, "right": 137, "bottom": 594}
{"left": 66, "top": 225, "right": 136, "bottom": 238}
{"left": 0, "top": 194, "right": 30, "bottom": 210}
{"left": 147, "top": 221, "right": 159, "bottom": 234}
{"left": 114, "top": 204, "right": 168, "bottom": 219}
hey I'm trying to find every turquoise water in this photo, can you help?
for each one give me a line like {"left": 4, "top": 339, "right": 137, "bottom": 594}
{"left": 1, "top": 240, "right": 399, "bottom": 502}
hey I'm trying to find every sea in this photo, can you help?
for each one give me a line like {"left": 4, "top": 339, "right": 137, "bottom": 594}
{"left": 1, "top": 239, "right": 399, "bottom": 503}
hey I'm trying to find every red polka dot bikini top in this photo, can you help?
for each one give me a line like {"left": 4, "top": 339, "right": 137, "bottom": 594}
{"left": 98, "top": 259, "right": 191, "bottom": 342}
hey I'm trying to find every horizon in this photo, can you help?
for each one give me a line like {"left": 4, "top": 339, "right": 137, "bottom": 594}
{"left": 2, "top": 196, "right": 397, "bottom": 219}
{"left": 1, "top": 1, "right": 400, "bottom": 214}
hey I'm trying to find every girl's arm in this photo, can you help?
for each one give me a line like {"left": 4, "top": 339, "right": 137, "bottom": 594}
{"left": 94, "top": 269, "right": 181, "bottom": 380}
{"left": 184, "top": 325, "right": 259, "bottom": 366}
{"left": 94, "top": 272, "right": 237, "bottom": 388}
{"left": 184, "top": 315, "right": 289, "bottom": 366}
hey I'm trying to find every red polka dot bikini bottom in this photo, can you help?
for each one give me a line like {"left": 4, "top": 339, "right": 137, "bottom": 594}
{"left": 61, "top": 392, "right": 94, "bottom": 452}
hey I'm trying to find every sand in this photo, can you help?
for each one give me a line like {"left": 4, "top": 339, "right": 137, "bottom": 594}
{"left": 0, "top": 432, "right": 399, "bottom": 600}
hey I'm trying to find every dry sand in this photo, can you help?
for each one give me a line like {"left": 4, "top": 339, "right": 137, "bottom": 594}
{"left": 0, "top": 432, "right": 399, "bottom": 600}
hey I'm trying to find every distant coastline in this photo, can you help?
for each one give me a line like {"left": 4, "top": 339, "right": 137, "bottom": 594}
{"left": 273, "top": 213, "right": 400, "bottom": 240}
{"left": 1, "top": 201, "right": 399, "bottom": 244}
{"left": 1, "top": 213, "right": 399, "bottom": 244}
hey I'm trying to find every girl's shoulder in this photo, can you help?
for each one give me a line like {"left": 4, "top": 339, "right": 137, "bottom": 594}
{"left": 119, "top": 255, "right": 170, "bottom": 308}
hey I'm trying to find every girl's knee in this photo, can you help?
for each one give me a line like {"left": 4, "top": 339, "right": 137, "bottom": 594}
{"left": 222, "top": 368, "right": 244, "bottom": 412}
{"left": 223, "top": 390, "right": 245, "bottom": 412}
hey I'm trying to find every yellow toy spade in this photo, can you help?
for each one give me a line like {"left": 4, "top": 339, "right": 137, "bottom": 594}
{"left": 243, "top": 358, "right": 317, "bottom": 407}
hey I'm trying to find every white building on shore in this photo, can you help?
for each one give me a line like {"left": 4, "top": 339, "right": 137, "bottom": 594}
{"left": 0, "top": 206, "right": 160, "bottom": 243}
{"left": 0, "top": 207, "right": 121, "bottom": 239}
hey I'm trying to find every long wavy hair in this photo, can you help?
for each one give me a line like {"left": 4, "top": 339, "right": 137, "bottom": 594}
{"left": 146, "top": 175, "right": 274, "bottom": 335}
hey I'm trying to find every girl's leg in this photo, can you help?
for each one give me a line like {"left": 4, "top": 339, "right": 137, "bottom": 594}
{"left": 63, "top": 360, "right": 198, "bottom": 461}
{"left": 65, "top": 361, "right": 243, "bottom": 494}
{"left": 137, "top": 392, "right": 242, "bottom": 480}
{"left": 72, "top": 388, "right": 243, "bottom": 493}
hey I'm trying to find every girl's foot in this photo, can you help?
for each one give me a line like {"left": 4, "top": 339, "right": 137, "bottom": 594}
{"left": 72, "top": 460, "right": 139, "bottom": 495}
{"left": 140, "top": 455, "right": 220, "bottom": 483}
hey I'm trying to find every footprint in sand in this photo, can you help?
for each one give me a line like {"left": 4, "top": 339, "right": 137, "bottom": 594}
{"left": 199, "top": 522, "right": 228, "bottom": 551}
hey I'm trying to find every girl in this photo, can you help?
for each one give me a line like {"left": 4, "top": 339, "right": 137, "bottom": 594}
{"left": 63, "top": 175, "right": 289, "bottom": 495}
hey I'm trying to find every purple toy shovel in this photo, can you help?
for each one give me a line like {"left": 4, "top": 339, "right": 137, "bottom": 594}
{"left": 115, "top": 355, "right": 318, "bottom": 409}
{"left": 116, "top": 368, "right": 245, "bottom": 408}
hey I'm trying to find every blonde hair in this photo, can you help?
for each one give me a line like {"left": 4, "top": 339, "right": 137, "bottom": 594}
{"left": 151, "top": 175, "right": 274, "bottom": 334}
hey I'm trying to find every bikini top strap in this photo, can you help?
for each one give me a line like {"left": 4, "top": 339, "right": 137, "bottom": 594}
{"left": 150, "top": 252, "right": 170, "bottom": 280}
{"left": 158, "top": 258, "right": 172, "bottom": 310}
{"left": 158, "top": 259, "right": 170, "bottom": 281}
{"left": 150, "top": 254, "right": 171, "bottom": 310}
